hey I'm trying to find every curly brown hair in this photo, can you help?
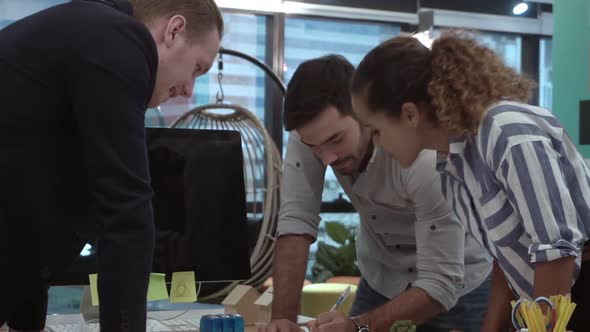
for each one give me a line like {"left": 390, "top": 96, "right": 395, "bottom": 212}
{"left": 352, "top": 31, "right": 535, "bottom": 135}
{"left": 429, "top": 31, "right": 533, "bottom": 134}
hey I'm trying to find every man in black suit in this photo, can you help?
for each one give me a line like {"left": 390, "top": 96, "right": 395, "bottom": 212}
{"left": 0, "top": 0, "right": 223, "bottom": 330}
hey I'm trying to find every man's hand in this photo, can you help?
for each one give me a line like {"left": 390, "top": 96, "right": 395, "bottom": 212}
{"left": 305, "top": 311, "right": 356, "bottom": 332}
{"left": 259, "top": 319, "right": 305, "bottom": 332}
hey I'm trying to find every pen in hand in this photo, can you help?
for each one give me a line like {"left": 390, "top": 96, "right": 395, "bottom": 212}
{"left": 330, "top": 285, "right": 352, "bottom": 312}
{"left": 299, "top": 285, "right": 353, "bottom": 328}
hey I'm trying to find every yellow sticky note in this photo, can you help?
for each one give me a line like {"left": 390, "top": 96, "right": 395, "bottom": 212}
{"left": 147, "top": 273, "right": 169, "bottom": 301}
{"left": 88, "top": 274, "right": 99, "bottom": 306}
{"left": 170, "top": 271, "right": 197, "bottom": 303}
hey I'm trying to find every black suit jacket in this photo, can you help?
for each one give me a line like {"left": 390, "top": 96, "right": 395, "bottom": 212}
{"left": 0, "top": 0, "right": 157, "bottom": 330}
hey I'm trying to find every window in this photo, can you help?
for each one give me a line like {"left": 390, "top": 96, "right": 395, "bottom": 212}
{"left": 476, "top": 32, "right": 522, "bottom": 72}
{"left": 539, "top": 38, "right": 553, "bottom": 110}
{"left": 0, "top": 0, "right": 67, "bottom": 29}
{"left": 284, "top": 17, "right": 400, "bottom": 81}
{"left": 435, "top": 29, "right": 522, "bottom": 72}
{"left": 148, "top": 12, "right": 268, "bottom": 127}
{"left": 283, "top": 16, "right": 400, "bottom": 203}
{"left": 0, "top": 19, "right": 11, "bottom": 30}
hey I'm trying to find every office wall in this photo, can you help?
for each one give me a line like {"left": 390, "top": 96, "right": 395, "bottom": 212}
{"left": 553, "top": 0, "right": 590, "bottom": 157}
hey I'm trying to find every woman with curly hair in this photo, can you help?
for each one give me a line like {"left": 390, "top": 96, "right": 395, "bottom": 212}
{"left": 350, "top": 32, "right": 590, "bottom": 331}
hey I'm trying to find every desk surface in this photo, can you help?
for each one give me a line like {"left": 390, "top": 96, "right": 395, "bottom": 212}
{"left": 45, "top": 309, "right": 224, "bottom": 325}
{"left": 40, "top": 309, "right": 312, "bottom": 332}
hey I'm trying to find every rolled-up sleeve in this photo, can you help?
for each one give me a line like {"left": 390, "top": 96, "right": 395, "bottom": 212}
{"left": 277, "top": 132, "right": 326, "bottom": 240}
{"left": 497, "top": 139, "right": 586, "bottom": 263}
{"left": 405, "top": 150, "right": 465, "bottom": 311}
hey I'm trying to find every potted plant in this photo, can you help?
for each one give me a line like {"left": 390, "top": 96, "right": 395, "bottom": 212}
{"left": 311, "top": 221, "right": 360, "bottom": 283}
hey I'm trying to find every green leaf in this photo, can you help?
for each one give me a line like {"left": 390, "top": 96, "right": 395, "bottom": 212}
{"left": 315, "top": 242, "right": 340, "bottom": 272}
{"left": 311, "top": 263, "right": 334, "bottom": 282}
{"left": 311, "top": 222, "right": 361, "bottom": 282}
{"left": 325, "top": 221, "right": 349, "bottom": 245}
{"left": 339, "top": 246, "right": 356, "bottom": 274}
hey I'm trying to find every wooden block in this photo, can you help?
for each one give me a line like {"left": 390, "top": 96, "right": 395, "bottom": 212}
{"left": 222, "top": 285, "right": 261, "bottom": 324}
{"left": 254, "top": 286, "right": 274, "bottom": 324}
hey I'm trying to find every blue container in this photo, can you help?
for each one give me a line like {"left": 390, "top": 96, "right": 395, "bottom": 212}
{"left": 200, "top": 315, "right": 222, "bottom": 332}
{"left": 211, "top": 315, "right": 223, "bottom": 332}
{"left": 218, "top": 314, "right": 234, "bottom": 332}
{"left": 231, "top": 314, "right": 245, "bottom": 332}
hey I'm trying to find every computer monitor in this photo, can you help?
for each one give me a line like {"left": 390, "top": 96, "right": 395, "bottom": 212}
{"left": 52, "top": 128, "right": 252, "bottom": 290}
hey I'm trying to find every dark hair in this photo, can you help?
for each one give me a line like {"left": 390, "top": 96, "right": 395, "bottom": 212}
{"left": 130, "top": 0, "right": 224, "bottom": 40}
{"left": 351, "top": 36, "right": 433, "bottom": 122}
{"left": 352, "top": 32, "right": 533, "bottom": 135}
{"left": 283, "top": 54, "right": 355, "bottom": 131}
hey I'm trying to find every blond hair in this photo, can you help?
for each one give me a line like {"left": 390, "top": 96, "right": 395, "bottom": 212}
{"left": 129, "top": 0, "right": 223, "bottom": 40}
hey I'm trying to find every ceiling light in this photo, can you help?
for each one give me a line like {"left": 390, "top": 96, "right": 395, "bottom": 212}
{"left": 513, "top": 2, "right": 529, "bottom": 15}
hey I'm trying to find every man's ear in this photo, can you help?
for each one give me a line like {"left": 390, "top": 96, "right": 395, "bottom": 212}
{"left": 400, "top": 102, "right": 421, "bottom": 129}
{"left": 163, "top": 15, "right": 188, "bottom": 47}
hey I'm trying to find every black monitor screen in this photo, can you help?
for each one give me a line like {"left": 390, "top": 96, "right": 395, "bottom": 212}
{"left": 148, "top": 128, "right": 251, "bottom": 282}
{"left": 53, "top": 128, "right": 251, "bottom": 286}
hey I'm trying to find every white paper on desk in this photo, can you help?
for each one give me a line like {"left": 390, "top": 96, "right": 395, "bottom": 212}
{"left": 297, "top": 315, "right": 313, "bottom": 331}
{"left": 297, "top": 315, "right": 314, "bottom": 325}
{"left": 76, "top": 316, "right": 92, "bottom": 332}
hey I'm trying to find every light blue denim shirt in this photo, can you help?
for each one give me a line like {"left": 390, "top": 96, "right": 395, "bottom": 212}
{"left": 278, "top": 131, "right": 492, "bottom": 310}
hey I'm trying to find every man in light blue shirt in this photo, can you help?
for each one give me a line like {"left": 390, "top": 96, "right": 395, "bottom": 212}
{"left": 263, "top": 55, "right": 492, "bottom": 332}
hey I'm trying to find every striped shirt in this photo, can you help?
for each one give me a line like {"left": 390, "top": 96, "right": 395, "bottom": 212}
{"left": 437, "top": 101, "right": 590, "bottom": 299}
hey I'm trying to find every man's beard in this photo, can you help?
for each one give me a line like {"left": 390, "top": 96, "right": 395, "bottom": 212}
{"left": 331, "top": 156, "right": 356, "bottom": 174}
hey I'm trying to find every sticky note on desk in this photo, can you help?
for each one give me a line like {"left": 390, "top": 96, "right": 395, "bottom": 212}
{"left": 147, "top": 273, "right": 169, "bottom": 301}
{"left": 170, "top": 271, "right": 197, "bottom": 303}
{"left": 88, "top": 274, "right": 99, "bottom": 306}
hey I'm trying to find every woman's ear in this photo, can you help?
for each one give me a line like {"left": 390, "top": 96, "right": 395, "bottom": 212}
{"left": 400, "top": 102, "right": 421, "bottom": 129}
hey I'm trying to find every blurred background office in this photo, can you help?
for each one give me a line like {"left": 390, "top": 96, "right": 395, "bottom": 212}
{"left": 1, "top": 0, "right": 585, "bottom": 315}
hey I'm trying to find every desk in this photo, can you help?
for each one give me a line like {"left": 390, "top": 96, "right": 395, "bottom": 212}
{"left": 0, "top": 309, "right": 312, "bottom": 332}
{"left": 45, "top": 309, "right": 223, "bottom": 324}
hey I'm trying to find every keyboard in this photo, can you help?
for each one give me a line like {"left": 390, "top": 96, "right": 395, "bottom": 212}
{"left": 46, "top": 319, "right": 200, "bottom": 332}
